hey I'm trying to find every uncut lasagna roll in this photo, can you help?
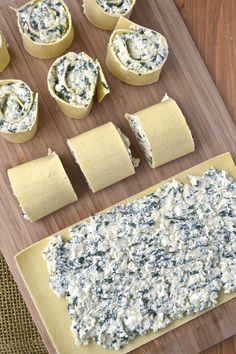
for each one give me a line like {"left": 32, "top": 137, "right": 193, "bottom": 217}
{"left": 47, "top": 52, "right": 110, "bottom": 119}
{"left": 14, "top": 0, "right": 74, "bottom": 59}
{"left": 7, "top": 150, "right": 77, "bottom": 222}
{"left": 0, "top": 32, "right": 10, "bottom": 72}
{"left": 67, "top": 122, "right": 139, "bottom": 192}
{"left": 83, "top": 0, "right": 136, "bottom": 30}
{"left": 0, "top": 80, "right": 38, "bottom": 143}
{"left": 126, "top": 95, "right": 195, "bottom": 168}
{"left": 106, "top": 16, "right": 168, "bottom": 86}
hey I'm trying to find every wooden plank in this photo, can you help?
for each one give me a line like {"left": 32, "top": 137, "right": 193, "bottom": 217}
{"left": 0, "top": 0, "right": 235, "bottom": 353}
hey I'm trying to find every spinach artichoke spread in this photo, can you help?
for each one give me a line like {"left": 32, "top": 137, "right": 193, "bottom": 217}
{"left": 43, "top": 168, "right": 236, "bottom": 350}
{"left": 48, "top": 52, "right": 99, "bottom": 107}
{"left": 0, "top": 80, "right": 38, "bottom": 133}
{"left": 95, "top": 0, "right": 134, "bottom": 15}
{"left": 112, "top": 25, "right": 168, "bottom": 74}
{"left": 17, "top": 0, "right": 70, "bottom": 44}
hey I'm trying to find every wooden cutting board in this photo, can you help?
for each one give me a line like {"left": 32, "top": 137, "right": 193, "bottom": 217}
{"left": 0, "top": 1, "right": 236, "bottom": 353}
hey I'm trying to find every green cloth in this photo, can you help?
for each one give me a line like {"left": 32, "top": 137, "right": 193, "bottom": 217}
{"left": 0, "top": 252, "right": 47, "bottom": 354}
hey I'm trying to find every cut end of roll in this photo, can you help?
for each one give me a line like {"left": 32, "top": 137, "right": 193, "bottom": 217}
{"left": 126, "top": 97, "right": 195, "bottom": 168}
{"left": 7, "top": 150, "right": 77, "bottom": 222}
{"left": 15, "top": 0, "right": 74, "bottom": 59}
{"left": 67, "top": 122, "right": 138, "bottom": 193}
{"left": 0, "top": 80, "right": 39, "bottom": 143}
{"left": 83, "top": 0, "right": 136, "bottom": 30}
{"left": 106, "top": 17, "right": 168, "bottom": 86}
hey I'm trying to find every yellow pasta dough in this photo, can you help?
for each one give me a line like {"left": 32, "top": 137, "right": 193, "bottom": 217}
{"left": 0, "top": 80, "right": 38, "bottom": 144}
{"left": 106, "top": 16, "right": 168, "bottom": 86}
{"left": 83, "top": 0, "right": 136, "bottom": 30}
{"left": 67, "top": 122, "right": 139, "bottom": 192}
{"left": 12, "top": 0, "right": 74, "bottom": 59}
{"left": 0, "top": 32, "right": 10, "bottom": 72}
{"left": 47, "top": 52, "right": 110, "bottom": 119}
{"left": 126, "top": 95, "right": 195, "bottom": 168}
{"left": 15, "top": 152, "right": 236, "bottom": 354}
{"left": 7, "top": 150, "right": 77, "bottom": 222}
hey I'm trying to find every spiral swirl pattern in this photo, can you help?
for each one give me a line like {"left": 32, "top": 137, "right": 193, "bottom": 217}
{"left": 112, "top": 26, "right": 168, "bottom": 75}
{"left": 95, "top": 0, "right": 134, "bottom": 15}
{"left": 17, "top": 0, "right": 70, "bottom": 44}
{"left": 48, "top": 52, "right": 99, "bottom": 107}
{"left": 0, "top": 80, "right": 38, "bottom": 134}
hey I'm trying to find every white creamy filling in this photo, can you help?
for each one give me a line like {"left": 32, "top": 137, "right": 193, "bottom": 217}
{"left": 117, "top": 127, "right": 140, "bottom": 168}
{"left": 95, "top": 0, "right": 133, "bottom": 15}
{"left": 126, "top": 113, "right": 153, "bottom": 166}
{"left": 0, "top": 82, "right": 36, "bottom": 133}
{"left": 18, "top": 0, "right": 69, "bottom": 43}
{"left": 43, "top": 168, "right": 236, "bottom": 350}
{"left": 48, "top": 52, "right": 98, "bottom": 107}
{"left": 112, "top": 26, "right": 168, "bottom": 74}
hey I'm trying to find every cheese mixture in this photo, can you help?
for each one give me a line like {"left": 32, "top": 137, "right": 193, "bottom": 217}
{"left": 126, "top": 113, "right": 153, "bottom": 166}
{"left": 0, "top": 81, "right": 37, "bottom": 133}
{"left": 112, "top": 26, "right": 168, "bottom": 74}
{"left": 48, "top": 52, "right": 99, "bottom": 106}
{"left": 44, "top": 168, "right": 236, "bottom": 350}
{"left": 117, "top": 127, "right": 140, "bottom": 168}
{"left": 17, "top": 0, "right": 70, "bottom": 44}
{"left": 95, "top": 0, "right": 133, "bottom": 15}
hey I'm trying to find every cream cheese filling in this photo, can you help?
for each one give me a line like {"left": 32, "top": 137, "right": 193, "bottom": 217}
{"left": 112, "top": 25, "right": 168, "bottom": 75}
{"left": 95, "top": 0, "right": 133, "bottom": 15}
{"left": 0, "top": 81, "right": 37, "bottom": 133}
{"left": 44, "top": 168, "right": 236, "bottom": 350}
{"left": 17, "top": 0, "right": 69, "bottom": 44}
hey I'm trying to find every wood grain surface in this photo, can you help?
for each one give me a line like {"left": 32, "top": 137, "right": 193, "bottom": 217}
{"left": 0, "top": 0, "right": 235, "bottom": 354}
{"left": 175, "top": 2, "right": 236, "bottom": 353}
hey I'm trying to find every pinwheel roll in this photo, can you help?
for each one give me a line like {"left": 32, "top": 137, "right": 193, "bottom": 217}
{"left": 14, "top": 0, "right": 74, "bottom": 59}
{"left": 7, "top": 150, "right": 78, "bottom": 223}
{"left": 0, "top": 32, "right": 10, "bottom": 72}
{"left": 0, "top": 80, "right": 38, "bottom": 144}
{"left": 83, "top": 0, "right": 136, "bottom": 30}
{"left": 106, "top": 16, "right": 169, "bottom": 86}
{"left": 126, "top": 95, "right": 195, "bottom": 168}
{"left": 47, "top": 52, "right": 110, "bottom": 119}
{"left": 67, "top": 122, "right": 139, "bottom": 192}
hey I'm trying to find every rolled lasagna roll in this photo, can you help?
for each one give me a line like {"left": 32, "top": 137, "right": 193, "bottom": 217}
{"left": 126, "top": 95, "right": 195, "bottom": 168}
{"left": 14, "top": 0, "right": 74, "bottom": 59}
{"left": 106, "top": 16, "right": 168, "bottom": 86}
{"left": 0, "top": 32, "right": 10, "bottom": 73}
{"left": 47, "top": 52, "right": 110, "bottom": 119}
{"left": 67, "top": 122, "right": 139, "bottom": 192}
{"left": 83, "top": 0, "right": 136, "bottom": 30}
{"left": 0, "top": 80, "right": 38, "bottom": 144}
{"left": 7, "top": 150, "right": 77, "bottom": 222}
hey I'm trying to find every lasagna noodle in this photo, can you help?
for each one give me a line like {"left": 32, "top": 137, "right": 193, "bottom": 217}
{"left": 0, "top": 80, "right": 38, "bottom": 144}
{"left": 14, "top": 152, "right": 236, "bottom": 354}
{"left": 83, "top": 0, "right": 136, "bottom": 30}
{"left": 0, "top": 32, "right": 10, "bottom": 72}
{"left": 106, "top": 16, "right": 168, "bottom": 86}
{"left": 7, "top": 150, "right": 78, "bottom": 223}
{"left": 67, "top": 122, "right": 137, "bottom": 192}
{"left": 126, "top": 96, "right": 195, "bottom": 168}
{"left": 47, "top": 52, "right": 110, "bottom": 119}
{"left": 13, "top": 0, "right": 74, "bottom": 59}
